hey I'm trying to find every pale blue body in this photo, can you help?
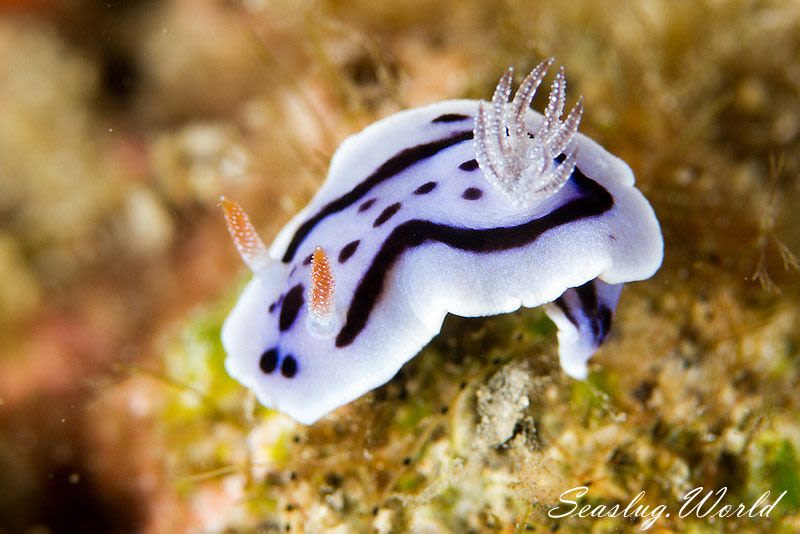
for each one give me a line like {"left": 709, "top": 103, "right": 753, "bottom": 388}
{"left": 222, "top": 99, "right": 663, "bottom": 424}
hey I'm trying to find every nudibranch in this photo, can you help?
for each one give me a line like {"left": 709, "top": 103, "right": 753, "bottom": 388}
{"left": 221, "top": 59, "right": 663, "bottom": 424}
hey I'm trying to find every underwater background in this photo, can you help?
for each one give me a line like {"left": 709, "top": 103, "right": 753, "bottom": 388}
{"left": 0, "top": 0, "right": 799, "bottom": 532}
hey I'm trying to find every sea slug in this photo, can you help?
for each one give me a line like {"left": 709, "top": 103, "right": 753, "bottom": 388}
{"left": 220, "top": 58, "right": 663, "bottom": 424}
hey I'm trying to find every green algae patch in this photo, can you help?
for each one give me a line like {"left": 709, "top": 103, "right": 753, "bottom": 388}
{"left": 162, "top": 295, "right": 244, "bottom": 421}
{"left": 756, "top": 435, "right": 800, "bottom": 514}
{"left": 394, "top": 398, "right": 434, "bottom": 434}
{"left": 569, "top": 369, "right": 621, "bottom": 424}
{"left": 522, "top": 308, "right": 557, "bottom": 338}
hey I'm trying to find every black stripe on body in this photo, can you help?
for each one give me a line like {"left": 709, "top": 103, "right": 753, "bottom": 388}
{"left": 282, "top": 130, "right": 474, "bottom": 262}
{"left": 554, "top": 297, "right": 578, "bottom": 328}
{"left": 597, "top": 306, "right": 612, "bottom": 343}
{"left": 575, "top": 280, "right": 615, "bottom": 344}
{"left": 335, "top": 171, "right": 614, "bottom": 347}
{"left": 558, "top": 280, "right": 614, "bottom": 345}
{"left": 575, "top": 281, "right": 599, "bottom": 339}
{"left": 431, "top": 113, "right": 471, "bottom": 123}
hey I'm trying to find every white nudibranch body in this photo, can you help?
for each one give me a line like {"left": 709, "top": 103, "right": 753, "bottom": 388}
{"left": 221, "top": 59, "right": 663, "bottom": 424}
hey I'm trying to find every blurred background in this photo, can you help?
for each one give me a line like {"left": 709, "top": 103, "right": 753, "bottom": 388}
{"left": 0, "top": 0, "right": 799, "bottom": 532}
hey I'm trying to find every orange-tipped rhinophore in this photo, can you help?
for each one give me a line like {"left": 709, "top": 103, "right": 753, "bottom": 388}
{"left": 219, "top": 196, "right": 269, "bottom": 274}
{"left": 310, "top": 246, "right": 335, "bottom": 321}
{"left": 307, "top": 246, "right": 338, "bottom": 337}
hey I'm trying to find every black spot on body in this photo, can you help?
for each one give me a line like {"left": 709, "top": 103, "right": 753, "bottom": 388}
{"left": 459, "top": 159, "right": 479, "bottom": 171}
{"left": 462, "top": 187, "right": 483, "bottom": 200}
{"left": 260, "top": 349, "right": 279, "bottom": 374}
{"left": 359, "top": 198, "right": 377, "bottom": 212}
{"left": 280, "top": 284, "right": 305, "bottom": 331}
{"left": 339, "top": 240, "right": 360, "bottom": 263}
{"left": 335, "top": 171, "right": 614, "bottom": 347}
{"left": 373, "top": 202, "right": 402, "bottom": 227}
{"left": 414, "top": 181, "right": 437, "bottom": 195}
{"left": 303, "top": 254, "right": 313, "bottom": 266}
{"left": 281, "top": 355, "right": 298, "bottom": 378}
{"left": 431, "top": 113, "right": 470, "bottom": 123}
